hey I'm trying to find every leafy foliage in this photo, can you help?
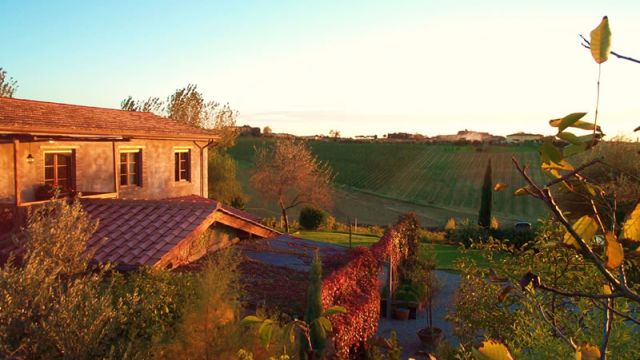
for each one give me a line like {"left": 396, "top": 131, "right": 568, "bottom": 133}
{"left": 208, "top": 149, "right": 248, "bottom": 208}
{"left": 251, "top": 139, "right": 333, "bottom": 233}
{"left": 299, "top": 207, "right": 327, "bottom": 231}
{"left": 0, "top": 67, "right": 18, "bottom": 98}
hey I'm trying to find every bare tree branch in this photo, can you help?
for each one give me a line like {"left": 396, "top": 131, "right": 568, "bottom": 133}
{"left": 512, "top": 157, "right": 640, "bottom": 303}
{"left": 544, "top": 158, "right": 602, "bottom": 188}
{"left": 600, "top": 298, "right": 614, "bottom": 360}
{"left": 580, "top": 34, "right": 640, "bottom": 64}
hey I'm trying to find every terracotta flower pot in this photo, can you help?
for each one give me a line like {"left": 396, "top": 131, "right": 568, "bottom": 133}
{"left": 417, "top": 327, "right": 444, "bottom": 348}
{"left": 393, "top": 307, "right": 410, "bottom": 321}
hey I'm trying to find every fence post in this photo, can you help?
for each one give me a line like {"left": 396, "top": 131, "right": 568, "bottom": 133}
{"left": 348, "top": 217, "right": 353, "bottom": 249}
{"left": 386, "top": 255, "right": 393, "bottom": 318}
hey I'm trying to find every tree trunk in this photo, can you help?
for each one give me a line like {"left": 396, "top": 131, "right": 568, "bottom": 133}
{"left": 281, "top": 205, "right": 290, "bottom": 233}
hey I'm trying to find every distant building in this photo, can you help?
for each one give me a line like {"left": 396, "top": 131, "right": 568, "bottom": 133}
{"left": 506, "top": 132, "right": 544, "bottom": 143}
{"left": 237, "top": 125, "right": 261, "bottom": 137}
{"left": 431, "top": 130, "right": 498, "bottom": 143}
{"left": 354, "top": 135, "right": 378, "bottom": 141}
{"left": 386, "top": 133, "right": 427, "bottom": 141}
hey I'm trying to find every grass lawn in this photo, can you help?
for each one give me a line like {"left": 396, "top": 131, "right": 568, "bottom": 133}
{"left": 296, "top": 230, "right": 489, "bottom": 270}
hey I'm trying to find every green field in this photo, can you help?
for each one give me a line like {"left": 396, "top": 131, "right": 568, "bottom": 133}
{"left": 296, "top": 230, "right": 487, "bottom": 270}
{"left": 230, "top": 138, "right": 548, "bottom": 226}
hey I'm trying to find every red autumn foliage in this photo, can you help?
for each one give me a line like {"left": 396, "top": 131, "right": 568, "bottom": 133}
{"left": 322, "top": 218, "right": 413, "bottom": 359}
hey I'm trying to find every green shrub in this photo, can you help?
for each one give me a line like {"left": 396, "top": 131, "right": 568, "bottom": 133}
{"left": 447, "top": 219, "right": 491, "bottom": 247}
{"left": 299, "top": 207, "right": 327, "bottom": 230}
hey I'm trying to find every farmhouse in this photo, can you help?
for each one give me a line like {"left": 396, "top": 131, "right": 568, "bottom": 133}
{"left": 506, "top": 132, "right": 544, "bottom": 143}
{"left": 0, "top": 97, "right": 277, "bottom": 268}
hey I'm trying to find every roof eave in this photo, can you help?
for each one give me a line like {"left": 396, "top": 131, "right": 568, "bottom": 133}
{"left": 0, "top": 127, "right": 218, "bottom": 142}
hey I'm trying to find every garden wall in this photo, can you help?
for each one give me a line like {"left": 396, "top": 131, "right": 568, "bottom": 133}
{"left": 321, "top": 220, "right": 411, "bottom": 359}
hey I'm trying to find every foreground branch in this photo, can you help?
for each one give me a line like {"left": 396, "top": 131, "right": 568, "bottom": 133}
{"left": 512, "top": 157, "right": 640, "bottom": 303}
{"left": 580, "top": 34, "right": 640, "bottom": 64}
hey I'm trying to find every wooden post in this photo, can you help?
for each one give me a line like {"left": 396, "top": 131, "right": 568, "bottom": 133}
{"left": 112, "top": 141, "right": 119, "bottom": 195}
{"left": 13, "top": 139, "right": 20, "bottom": 205}
{"left": 354, "top": 218, "right": 358, "bottom": 233}
{"left": 386, "top": 256, "right": 393, "bottom": 318}
{"left": 348, "top": 216, "right": 352, "bottom": 248}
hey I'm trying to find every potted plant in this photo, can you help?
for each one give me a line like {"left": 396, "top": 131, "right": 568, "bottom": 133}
{"left": 34, "top": 184, "right": 74, "bottom": 201}
{"left": 392, "top": 306, "right": 410, "bottom": 321}
{"left": 394, "top": 283, "right": 420, "bottom": 319}
{"left": 417, "top": 268, "right": 443, "bottom": 348}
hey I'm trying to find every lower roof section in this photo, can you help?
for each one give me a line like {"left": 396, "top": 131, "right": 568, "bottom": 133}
{"left": 0, "top": 195, "right": 279, "bottom": 269}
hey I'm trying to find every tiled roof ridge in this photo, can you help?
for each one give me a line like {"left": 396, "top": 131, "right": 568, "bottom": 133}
{"left": 81, "top": 198, "right": 219, "bottom": 210}
{"left": 0, "top": 97, "right": 156, "bottom": 116}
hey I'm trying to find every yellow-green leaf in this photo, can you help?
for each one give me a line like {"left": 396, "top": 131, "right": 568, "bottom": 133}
{"left": 575, "top": 342, "right": 601, "bottom": 360}
{"left": 605, "top": 232, "right": 624, "bottom": 269}
{"left": 549, "top": 118, "right": 599, "bottom": 131}
{"left": 472, "top": 340, "right": 514, "bottom": 360}
{"left": 540, "top": 142, "right": 564, "bottom": 164}
{"left": 555, "top": 113, "right": 588, "bottom": 132}
{"left": 542, "top": 159, "right": 575, "bottom": 171}
{"left": 564, "top": 143, "right": 588, "bottom": 157}
{"left": 590, "top": 16, "right": 612, "bottom": 64}
{"left": 323, "top": 305, "right": 347, "bottom": 316}
{"left": 494, "top": 183, "right": 508, "bottom": 192}
{"left": 622, "top": 202, "right": 640, "bottom": 241}
{"left": 240, "top": 315, "right": 264, "bottom": 326}
{"left": 557, "top": 131, "right": 582, "bottom": 145}
{"left": 563, "top": 216, "right": 598, "bottom": 249}
{"left": 258, "top": 320, "right": 274, "bottom": 347}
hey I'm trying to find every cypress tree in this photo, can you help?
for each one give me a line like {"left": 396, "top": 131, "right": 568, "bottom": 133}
{"left": 478, "top": 159, "right": 493, "bottom": 228}
{"left": 302, "top": 252, "right": 325, "bottom": 359}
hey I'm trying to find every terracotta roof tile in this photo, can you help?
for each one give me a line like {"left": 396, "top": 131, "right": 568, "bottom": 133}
{"left": 0, "top": 196, "right": 278, "bottom": 269}
{"left": 0, "top": 97, "right": 216, "bottom": 141}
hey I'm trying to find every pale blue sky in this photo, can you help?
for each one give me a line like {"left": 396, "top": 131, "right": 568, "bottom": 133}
{"left": 2, "top": 1, "right": 639, "bottom": 137}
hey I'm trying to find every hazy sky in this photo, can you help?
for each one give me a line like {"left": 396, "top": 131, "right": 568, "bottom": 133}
{"left": 2, "top": 1, "right": 639, "bottom": 137}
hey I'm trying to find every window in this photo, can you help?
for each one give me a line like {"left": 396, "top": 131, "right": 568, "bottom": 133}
{"left": 44, "top": 152, "right": 74, "bottom": 190}
{"left": 174, "top": 149, "right": 191, "bottom": 182}
{"left": 120, "top": 151, "right": 142, "bottom": 186}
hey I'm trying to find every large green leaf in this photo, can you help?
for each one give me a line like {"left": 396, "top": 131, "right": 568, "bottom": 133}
{"left": 316, "top": 316, "right": 333, "bottom": 333}
{"left": 590, "top": 16, "right": 612, "bottom": 64}
{"left": 472, "top": 340, "right": 514, "bottom": 360}
{"left": 323, "top": 305, "right": 347, "bottom": 317}
{"left": 576, "top": 342, "right": 601, "bottom": 359}
{"left": 557, "top": 131, "right": 582, "bottom": 145}
{"left": 605, "top": 232, "right": 624, "bottom": 269}
{"left": 563, "top": 215, "right": 599, "bottom": 249}
{"left": 564, "top": 143, "right": 588, "bottom": 157}
{"left": 549, "top": 118, "right": 599, "bottom": 131}
{"left": 540, "top": 142, "right": 564, "bottom": 164}
{"left": 240, "top": 315, "right": 264, "bottom": 326}
{"left": 258, "top": 320, "right": 274, "bottom": 347}
{"left": 622, "top": 202, "right": 640, "bottom": 241}
{"left": 554, "top": 112, "right": 588, "bottom": 132}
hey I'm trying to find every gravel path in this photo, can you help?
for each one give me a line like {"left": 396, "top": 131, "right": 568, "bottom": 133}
{"left": 377, "top": 270, "right": 461, "bottom": 359}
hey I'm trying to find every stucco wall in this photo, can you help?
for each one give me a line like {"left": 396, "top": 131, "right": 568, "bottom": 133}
{"left": 1, "top": 138, "right": 208, "bottom": 203}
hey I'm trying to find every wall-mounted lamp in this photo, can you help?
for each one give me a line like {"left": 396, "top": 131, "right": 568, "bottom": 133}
{"left": 27, "top": 142, "right": 34, "bottom": 163}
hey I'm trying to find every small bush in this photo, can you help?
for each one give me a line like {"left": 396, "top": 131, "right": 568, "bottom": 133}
{"left": 299, "top": 207, "right": 327, "bottom": 230}
{"left": 447, "top": 219, "right": 491, "bottom": 247}
{"left": 444, "top": 218, "right": 457, "bottom": 231}
{"left": 419, "top": 229, "right": 447, "bottom": 243}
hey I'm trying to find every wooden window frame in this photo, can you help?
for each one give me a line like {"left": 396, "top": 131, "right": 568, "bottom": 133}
{"left": 174, "top": 149, "right": 191, "bottom": 182}
{"left": 119, "top": 150, "right": 142, "bottom": 187}
{"left": 44, "top": 150, "right": 76, "bottom": 191}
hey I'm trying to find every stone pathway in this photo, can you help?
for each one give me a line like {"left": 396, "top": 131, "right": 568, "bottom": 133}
{"left": 377, "top": 270, "right": 461, "bottom": 359}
